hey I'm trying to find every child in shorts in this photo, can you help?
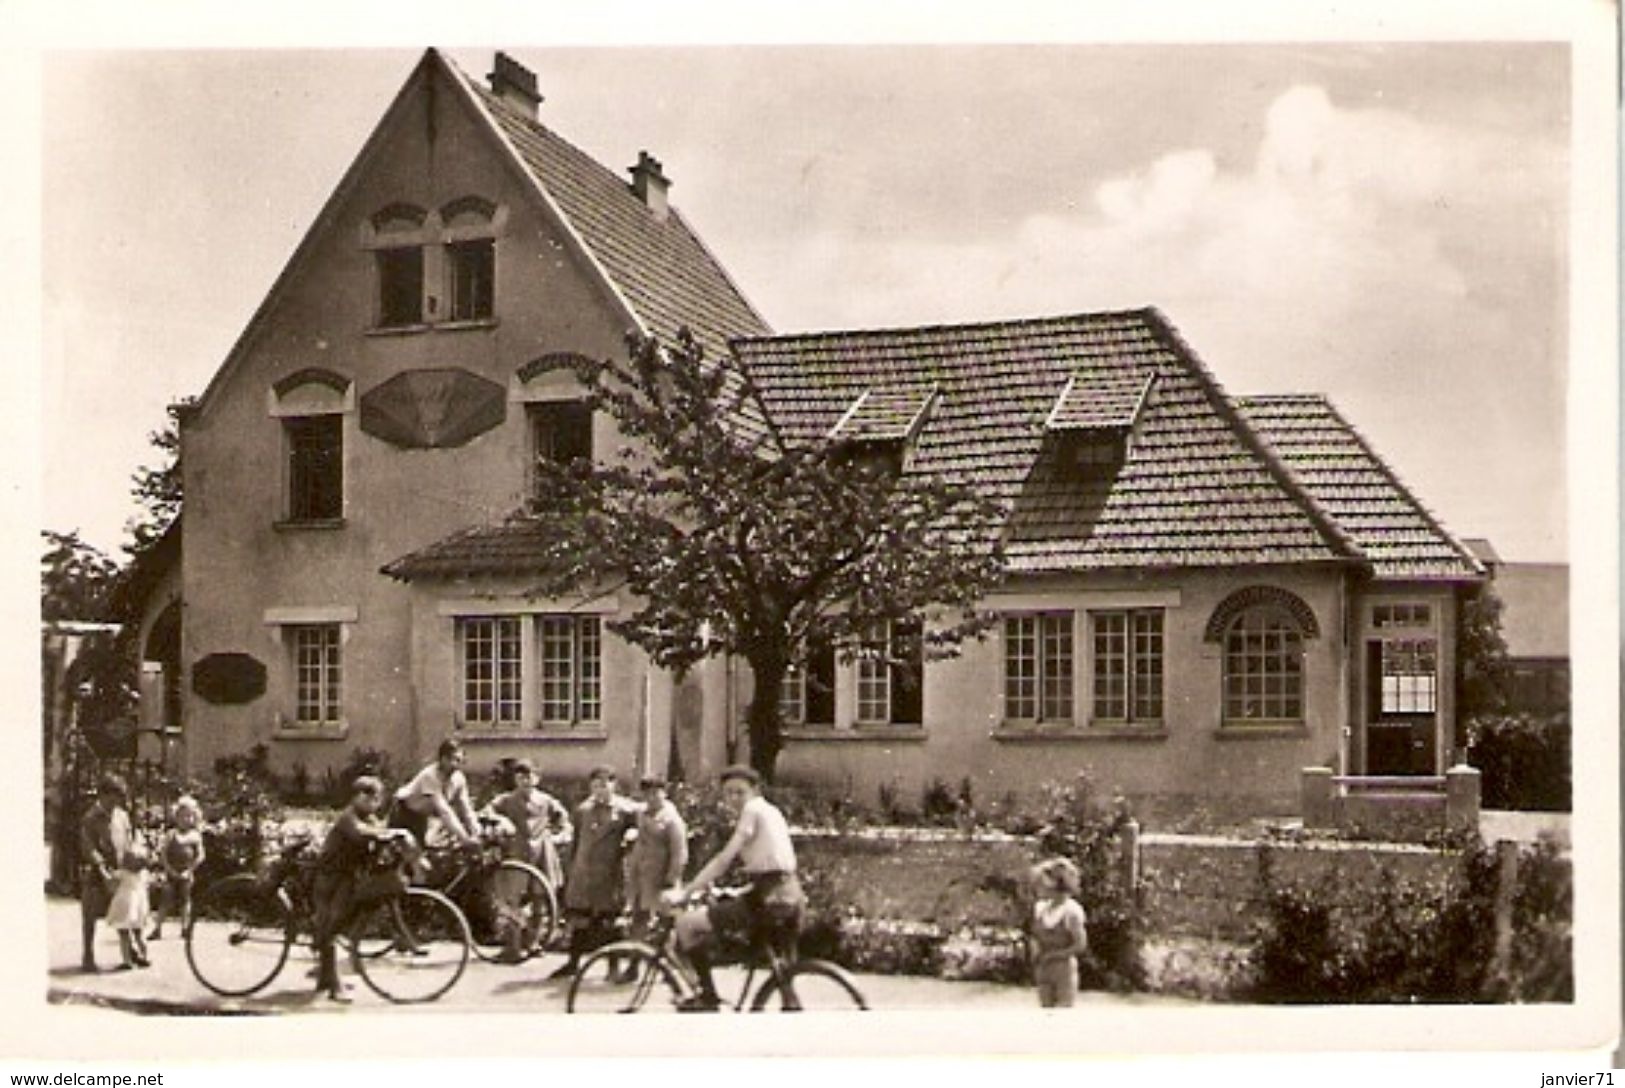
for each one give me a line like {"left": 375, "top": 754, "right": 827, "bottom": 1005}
{"left": 148, "top": 795, "right": 205, "bottom": 940}
{"left": 1029, "top": 856, "right": 1087, "bottom": 1008}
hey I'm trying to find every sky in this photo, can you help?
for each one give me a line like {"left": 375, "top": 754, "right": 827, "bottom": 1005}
{"left": 40, "top": 40, "right": 1572, "bottom": 561}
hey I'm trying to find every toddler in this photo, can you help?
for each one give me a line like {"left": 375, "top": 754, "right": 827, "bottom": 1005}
{"left": 148, "top": 796, "right": 205, "bottom": 940}
{"left": 1029, "top": 856, "right": 1087, "bottom": 1008}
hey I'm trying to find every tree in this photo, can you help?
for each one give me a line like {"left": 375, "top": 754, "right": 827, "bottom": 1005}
{"left": 528, "top": 331, "right": 1007, "bottom": 781}
{"left": 41, "top": 529, "right": 121, "bottom": 623}
{"left": 124, "top": 395, "right": 194, "bottom": 559}
{"left": 1458, "top": 581, "right": 1513, "bottom": 721}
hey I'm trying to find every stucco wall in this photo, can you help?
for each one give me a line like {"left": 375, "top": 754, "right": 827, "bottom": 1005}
{"left": 180, "top": 63, "right": 635, "bottom": 776}
{"left": 774, "top": 567, "right": 1351, "bottom": 810}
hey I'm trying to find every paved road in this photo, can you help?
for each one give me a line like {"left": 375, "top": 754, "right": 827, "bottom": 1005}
{"left": 44, "top": 897, "right": 1182, "bottom": 1015}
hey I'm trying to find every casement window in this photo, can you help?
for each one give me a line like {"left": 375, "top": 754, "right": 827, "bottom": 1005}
{"left": 1091, "top": 609, "right": 1164, "bottom": 723}
{"left": 856, "top": 619, "right": 923, "bottom": 726}
{"left": 291, "top": 624, "right": 342, "bottom": 726}
{"left": 1004, "top": 612, "right": 1074, "bottom": 722}
{"left": 445, "top": 239, "right": 495, "bottom": 322}
{"left": 780, "top": 640, "right": 837, "bottom": 726}
{"left": 1222, "top": 608, "right": 1304, "bottom": 723}
{"left": 365, "top": 197, "right": 501, "bottom": 331}
{"left": 376, "top": 247, "right": 425, "bottom": 327}
{"left": 284, "top": 414, "right": 343, "bottom": 522}
{"left": 458, "top": 617, "right": 524, "bottom": 727}
{"left": 1379, "top": 638, "right": 1438, "bottom": 714}
{"left": 540, "top": 615, "right": 602, "bottom": 727}
{"left": 529, "top": 401, "right": 594, "bottom": 503}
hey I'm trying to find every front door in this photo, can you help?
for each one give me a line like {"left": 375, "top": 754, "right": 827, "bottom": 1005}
{"left": 1364, "top": 640, "right": 1438, "bottom": 775}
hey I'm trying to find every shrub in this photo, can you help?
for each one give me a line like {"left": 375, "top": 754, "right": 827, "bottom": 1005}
{"left": 325, "top": 747, "right": 395, "bottom": 806}
{"left": 1247, "top": 834, "right": 1569, "bottom": 1003}
{"left": 1467, "top": 712, "right": 1571, "bottom": 811}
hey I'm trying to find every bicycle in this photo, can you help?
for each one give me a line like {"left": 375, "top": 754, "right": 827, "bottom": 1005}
{"left": 415, "top": 815, "right": 559, "bottom": 964}
{"left": 566, "top": 888, "right": 868, "bottom": 1013}
{"left": 184, "top": 832, "right": 472, "bottom": 1004}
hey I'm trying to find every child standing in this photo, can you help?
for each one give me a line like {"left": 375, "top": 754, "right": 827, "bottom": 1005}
{"left": 626, "top": 775, "right": 688, "bottom": 949}
{"left": 549, "top": 765, "right": 638, "bottom": 979}
{"left": 480, "top": 759, "right": 574, "bottom": 964}
{"left": 105, "top": 844, "right": 152, "bottom": 970}
{"left": 1029, "top": 856, "right": 1087, "bottom": 1008}
{"left": 148, "top": 795, "right": 206, "bottom": 941}
{"left": 77, "top": 774, "right": 133, "bottom": 972}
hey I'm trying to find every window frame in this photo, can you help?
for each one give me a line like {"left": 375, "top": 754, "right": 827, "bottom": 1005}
{"left": 363, "top": 199, "right": 502, "bottom": 333}
{"left": 444, "top": 237, "right": 495, "bottom": 323}
{"left": 1221, "top": 605, "right": 1306, "bottom": 725}
{"left": 456, "top": 616, "right": 525, "bottom": 728}
{"left": 1378, "top": 637, "right": 1439, "bottom": 715}
{"left": 1003, "top": 611, "right": 1075, "bottom": 724}
{"left": 283, "top": 413, "right": 344, "bottom": 523}
{"left": 1089, "top": 608, "right": 1164, "bottom": 726}
{"left": 290, "top": 624, "right": 343, "bottom": 727}
{"left": 528, "top": 400, "right": 595, "bottom": 504}
{"left": 780, "top": 640, "right": 837, "bottom": 728}
{"left": 538, "top": 614, "right": 603, "bottom": 730}
{"left": 855, "top": 619, "right": 924, "bottom": 728}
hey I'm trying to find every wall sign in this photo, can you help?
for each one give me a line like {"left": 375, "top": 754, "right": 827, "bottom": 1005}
{"left": 191, "top": 653, "right": 267, "bottom": 705}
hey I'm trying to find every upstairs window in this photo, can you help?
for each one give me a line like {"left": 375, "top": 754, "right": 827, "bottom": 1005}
{"left": 285, "top": 414, "right": 343, "bottom": 522}
{"left": 376, "top": 247, "right": 425, "bottom": 327}
{"left": 446, "top": 239, "right": 495, "bottom": 321}
{"left": 529, "top": 401, "right": 594, "bottom": 502}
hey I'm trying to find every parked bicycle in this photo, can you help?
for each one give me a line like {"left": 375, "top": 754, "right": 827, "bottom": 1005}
{"left": 184, "top": 831, "right": 471, "bottom": 1004}
{"left": 416, "top": 814, "right": 559, "bottom": 964}
{"left": 566, "top": 888, "right": 868, "bottom": 1012}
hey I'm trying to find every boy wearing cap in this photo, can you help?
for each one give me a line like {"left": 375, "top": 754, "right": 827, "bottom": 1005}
{"left": 626, "top": 776, "right": 688, "bottom": 950}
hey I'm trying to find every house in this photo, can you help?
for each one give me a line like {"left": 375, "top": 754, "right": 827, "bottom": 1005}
{"left": 146, "top": 48, "right": 1485, "bottom": 815}
{"left": 1463, "top": 540, "right": 1570, "bottom": 717}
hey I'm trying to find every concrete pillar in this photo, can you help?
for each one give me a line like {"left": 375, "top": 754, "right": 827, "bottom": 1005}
{"left": 1445, "top": 764, "right": 1481, "bottom": 832}
{"left": 1302, "top": 766, "right": 1336, "bottom": 828}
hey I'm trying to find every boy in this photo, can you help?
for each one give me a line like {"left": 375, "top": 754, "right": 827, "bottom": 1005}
{"left": 311, "top": 776, "right": 412, "bottom": 1002}
{"left": 549, "top": 765, "right": 638, "bottom": 979}
{"left": 626, "top": 775, "right": 688, "bottom": 949}
{"left": 665, "top": 765, "right": 803, "bottom": 1011}
{"left": 78, "top": 774, "right": 133, "bottom": 973}
{"left": 481, "top": 759, "right": 573, "bottom": 963}
{"left": 390, "top": 738, "right": 480, "bottom": 852}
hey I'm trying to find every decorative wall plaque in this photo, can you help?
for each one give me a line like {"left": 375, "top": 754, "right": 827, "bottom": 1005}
{"left": 360, "top": 368, "right": 506, "bottom": 449}
{"left": 191, "top": 652, "right": 267, "bottom": 705}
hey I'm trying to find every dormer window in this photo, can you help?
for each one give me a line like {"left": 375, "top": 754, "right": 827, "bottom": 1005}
{"left": 1059, "top": 431, "right": 1125, "bottom": 479}
{"left": 826, "top": 385, "right": 937, "bottom": 477}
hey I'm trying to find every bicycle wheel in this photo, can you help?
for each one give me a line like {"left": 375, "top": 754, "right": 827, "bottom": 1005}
{"left": 566, "top": 942, "right": 684, "bottom": 1013}
{"left": 184, "top": 874, "right": 293, "bottom": 998}
{"left": 467, "top": 861, "right": 559, "bottom": 963}
{"left": 751, "top": 960, "right": 869, "bottom": 1011}
{"left": 348, "top": 888, "right": 471, "bottom": 1004}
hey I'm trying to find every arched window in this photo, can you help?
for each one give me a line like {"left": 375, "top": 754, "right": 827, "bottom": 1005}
{"left": 1209, "top": 586, "right": 1315, "bottom": 725}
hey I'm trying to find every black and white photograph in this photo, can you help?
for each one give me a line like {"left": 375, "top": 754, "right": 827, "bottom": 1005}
{"left": 10, "top": 0, "right": 1619, "bottom": 1072}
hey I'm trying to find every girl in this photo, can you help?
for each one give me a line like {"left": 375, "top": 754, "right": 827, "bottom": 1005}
{"left": 105, "top": 844, "right": 152, "bottom": 970}
{"left": 1029, "top": 856, "right": 1087, "bottom": 1008}
{"left": 148, "top": 795, "right": 205, "bottom": 941}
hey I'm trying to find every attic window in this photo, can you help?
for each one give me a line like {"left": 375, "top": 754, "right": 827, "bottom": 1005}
{"left": 364, "top": 198, "right": 503, "bottom": 332}
{"left": 377, "top": 247, "right": 425, "bottom": 327}
{"left": 1059, "top": 431, "right": 1125, "bottom": 479}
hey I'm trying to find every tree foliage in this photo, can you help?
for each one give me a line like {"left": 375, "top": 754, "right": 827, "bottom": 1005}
{"left": 527, "top": 331, "right": 1007, "bottom": 779}
{"left": 124, "top": 395, "right": 194, "bottom": 559}
{"left": 41, "top": 529, "right": 122, "bottom": 623}
{"left": 1458, "top": 582, "right": 1513, "bottom": 720}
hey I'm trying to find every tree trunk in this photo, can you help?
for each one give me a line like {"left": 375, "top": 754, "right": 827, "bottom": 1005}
{"left": 745, "top": 653, "right": 788, "bottom": 783}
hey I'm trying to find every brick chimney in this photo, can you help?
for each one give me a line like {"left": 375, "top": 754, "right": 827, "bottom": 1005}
{"left": 629, "top": 151, "right": 671, "bottom": 222}
{"left": 487, "top": 52, "right": 541, "bottom": 119}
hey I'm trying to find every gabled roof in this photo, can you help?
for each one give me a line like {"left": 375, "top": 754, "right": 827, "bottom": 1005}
{"left": 192, "top": 49, "right": 771, "bottom": 427}
{"left": 735, "top": 309, "right": 1362, "bottom": 574}
{"left": 1234, "top": 394, "right": 1483, "bottom": 581}
{"left": 462, "top": 68, "right": 772, "bottom": 364}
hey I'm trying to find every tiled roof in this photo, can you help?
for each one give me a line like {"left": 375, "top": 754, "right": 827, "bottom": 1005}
{"left": 829, "top": 387, "right": 938, "bottom": 443}
{"left": 1234, "top": 394, "right": 1483, "bottom": 581}
{"left": 736, "top": 309, "right": 1360, "bottom": 574}
{"left": 382, "top": 515, "right": 567, "bottom": 581}
{"left": 1046, "top": 372, "right": 1154, "bottom": 431}
{"left": 464, "top": 80, "right": 772, "bottom": 365}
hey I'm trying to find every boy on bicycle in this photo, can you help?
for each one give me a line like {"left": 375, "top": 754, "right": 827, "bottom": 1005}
{"left": 663, "top": 765, "right": 803, "bottom": 1012}
{"left": 390, "top": 738, "right": 480, "bottom": 854}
